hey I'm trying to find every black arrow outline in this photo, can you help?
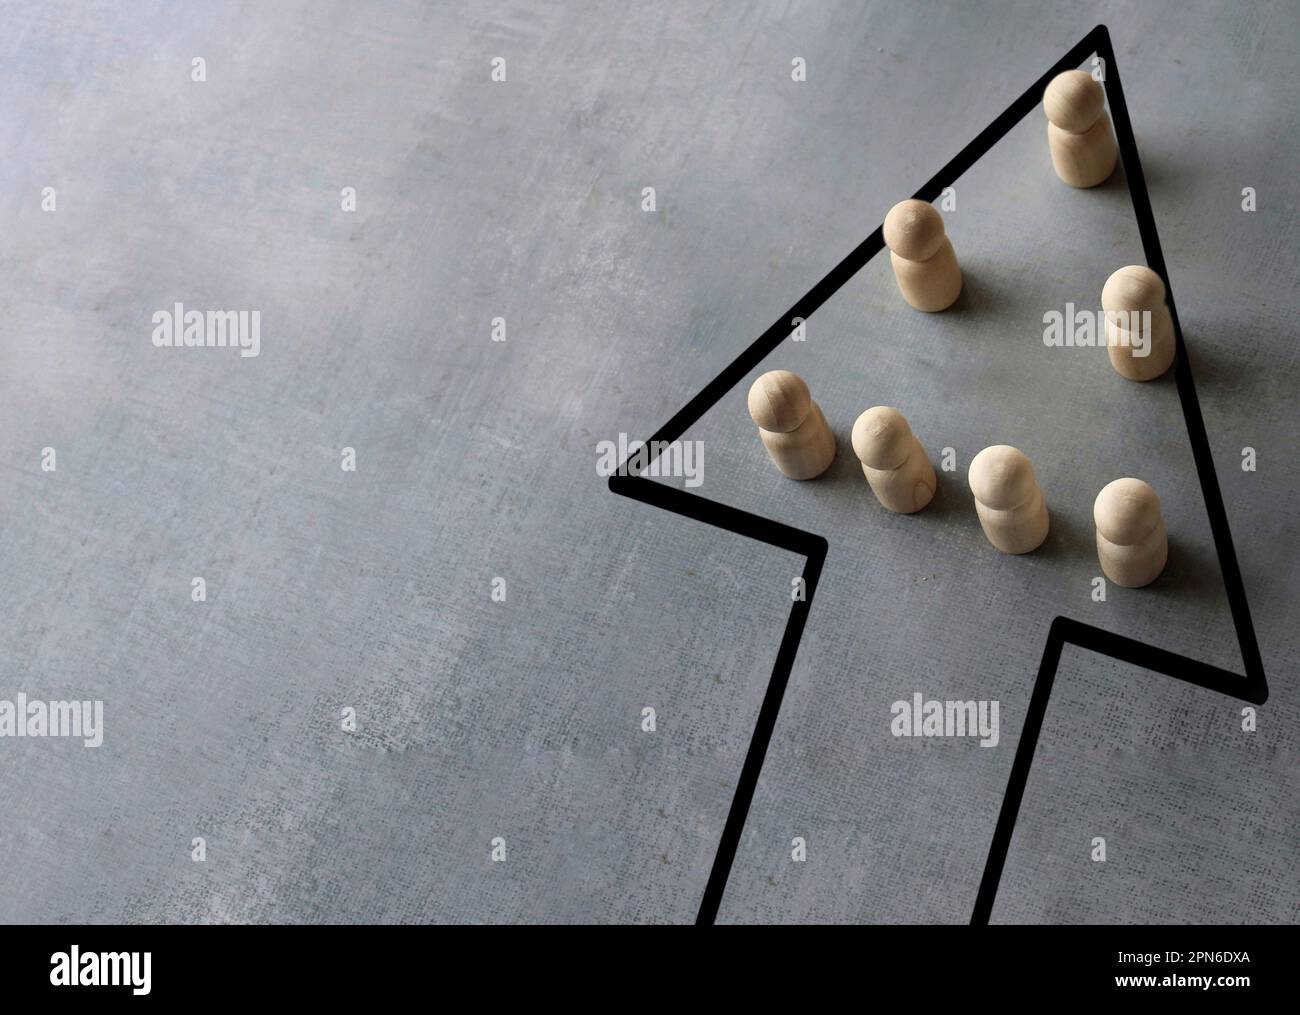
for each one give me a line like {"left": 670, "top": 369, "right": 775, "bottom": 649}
{"left": 607, "top": 24, "right": 1268, "bottom": 926}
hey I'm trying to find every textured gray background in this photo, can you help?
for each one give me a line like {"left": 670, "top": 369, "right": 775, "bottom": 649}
{"left": 0, "top": 1, "right": 1295, "bottom": 924}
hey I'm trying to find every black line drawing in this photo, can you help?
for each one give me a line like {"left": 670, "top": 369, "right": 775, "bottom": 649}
{"left": 608, "top": 24, "right": 1269, "bottom": 926}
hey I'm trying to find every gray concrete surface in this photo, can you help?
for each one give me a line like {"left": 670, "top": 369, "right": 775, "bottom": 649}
{"left": 0, "top": 1, "right": 1295, "bottom": 923}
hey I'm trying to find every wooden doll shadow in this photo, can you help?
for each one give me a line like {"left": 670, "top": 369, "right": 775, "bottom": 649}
{"left": 1149, "top": 535, "right": 1221, "bottom": 603}
{"left": 1091, "top": 155, "right": 1129, "bottom": 194}
{"left": 1034, "top": 504, "right": 1093, "bottom": 566}
{"left": 1125, "top": 148, "right": 1201, "bottom": 199}
{"left": 1175, "top": 338, "right": 1246, "bottom": 391}
{"left": 946, "top": 270, "right": 980, "bottom": 315}
{"left": 918, "top": 470, "right": 968, "bottom": 525}
{"left": 944, "top": 266, "right": 1016, "bottom": 317}
{"left": 823, "top": 432, "right": 861, "bottom": 485}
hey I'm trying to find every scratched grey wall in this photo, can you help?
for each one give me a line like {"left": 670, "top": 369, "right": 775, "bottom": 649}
{"left": 0, "top": 1, "right": 1295, "bottom": 924}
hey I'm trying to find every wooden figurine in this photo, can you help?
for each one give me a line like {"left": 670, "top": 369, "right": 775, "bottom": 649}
{"left": 747, "top": 370, "right": 836, "bottom": 479}
{"left": 883, "top": 199, "right": 963, "bottom": 312}
{"left": 851, "top": 406, "right": 936, "bottom": 513}
{"left": 1101, "top": 264, "right": 1176, "bottom": 381}
{"left": 1094, "top": 477, "right": 1168, "bottom": 587}
{"left": 968, "top": 445, "right": 1050, "bottom": 554}
{"left": 1043, "top": 70, "right": 1118, "bottom": 188}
